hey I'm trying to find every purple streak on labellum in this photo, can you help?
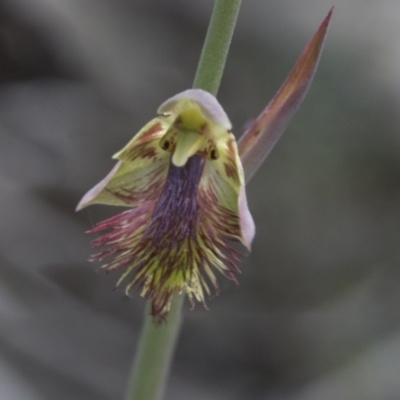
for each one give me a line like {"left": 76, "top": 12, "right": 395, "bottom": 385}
{"left": 148, "top": 155, "right": 205, "bottom": 247}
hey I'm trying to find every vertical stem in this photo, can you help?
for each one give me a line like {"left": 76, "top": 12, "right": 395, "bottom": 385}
{"left": 125, "top": 295, "right": 184, "bottom": 400}
{"left": 125, "top": 1, "right": 242, "bottom": 399}
{"left": 193, "top": 0, "right": 242, "bottom": 95}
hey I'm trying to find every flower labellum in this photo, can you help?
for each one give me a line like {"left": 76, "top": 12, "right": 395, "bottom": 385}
{"left": 77, "top": 89, "right": 255, "bottom": 320}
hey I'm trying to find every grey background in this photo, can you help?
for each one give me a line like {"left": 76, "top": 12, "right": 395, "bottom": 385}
{"left": 1, "top": 0, "right": 400, "bottom": 399}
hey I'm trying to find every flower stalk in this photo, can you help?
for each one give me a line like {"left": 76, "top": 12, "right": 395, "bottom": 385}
{"left": 193, "top": 0, "right": 242, "bottom": 95}
{"left": 124, "top": 295, "right": 184, "bottom": 400}
{"left": 124, "top": 1, "right": 242, "bottom": 399}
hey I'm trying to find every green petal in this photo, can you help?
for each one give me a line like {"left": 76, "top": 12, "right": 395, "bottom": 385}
{"left": 200, "top": 130, "right": 255, "bottom": 249}
{"left": 77, "top": 117, "right": 171, "bottom": 210}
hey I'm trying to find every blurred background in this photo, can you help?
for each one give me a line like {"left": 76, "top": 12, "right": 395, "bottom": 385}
{"left": 1, "top": 0, "right": 400, "bottom": 399}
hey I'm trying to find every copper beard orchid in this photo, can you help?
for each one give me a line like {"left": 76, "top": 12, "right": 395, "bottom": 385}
{"left": 77, "top": 90, "right": 255, "bottom": 318}
{"left": 77, "top": 8, "right": 332, "bottom": 320}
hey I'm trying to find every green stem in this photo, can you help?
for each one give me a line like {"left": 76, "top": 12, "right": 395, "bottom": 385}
{"left": 125, "top": 295, "right": 185, "bottom": 400}
{"left": 125, "top": 1, "right": 242, "bottom": 399}
{"left": 193, "top": 0, "right": 242, "bottom": 95}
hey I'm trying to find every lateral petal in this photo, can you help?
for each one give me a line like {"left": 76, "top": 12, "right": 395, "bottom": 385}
{"left": 77, "top": 117, "right": 171, "bottom": 210}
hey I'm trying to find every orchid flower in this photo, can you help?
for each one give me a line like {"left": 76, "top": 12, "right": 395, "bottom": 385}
{"left": 77, "top": 8, "right": 332, "bottom": 321}
{"left": 77, "top": 90, "right": 255, "bottom": 319}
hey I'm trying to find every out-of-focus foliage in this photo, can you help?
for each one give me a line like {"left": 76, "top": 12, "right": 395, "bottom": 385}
{"left": 1, "top": 1, "right": 400, "bottom": 399}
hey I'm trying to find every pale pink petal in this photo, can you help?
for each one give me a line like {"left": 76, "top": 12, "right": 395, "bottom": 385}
{"left": 158, "top": 89, "right": 232, "bottom": 129}
{"left": 76, "top": 161, "right": 121, "bottom": 211}
{"left": 238, "top": 186, "right": 255, "bottom": 250}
